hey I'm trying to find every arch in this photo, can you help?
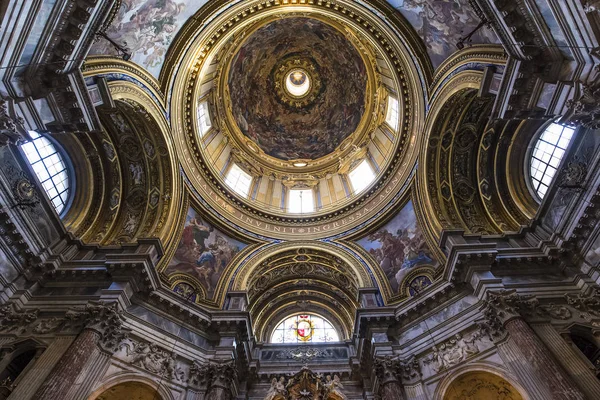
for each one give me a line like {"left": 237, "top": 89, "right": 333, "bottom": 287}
{"left": 434, "top": 363, "right": 530, "bottom": 400}
{"left": 417, "top": 71, "right": 532, "bottom": 239}
{"left": 87, "top": 373, "right": 174, "bottom": 400}
{"left": 232, "top": 241, "right": 372, "bottom": 291}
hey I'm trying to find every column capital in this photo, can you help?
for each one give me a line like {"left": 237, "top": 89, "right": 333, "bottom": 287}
{"left": 188, "top": 360, "right": 237, "bottom": 391}
{"left": 482, "top": 290, "right": 538, "bottom": 338}
{"left": 65, "top": 301, "right": 129, "bottom": 353}
{"left": 374, "top": 355, "right": 401, "bottom": 386}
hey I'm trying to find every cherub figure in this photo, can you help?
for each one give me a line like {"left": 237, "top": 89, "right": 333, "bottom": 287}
{"left": 265, "top": 376, "right": 286, "bottom": 400}
{"left": 324, "top": 374, "right": 347, "bottom": 399}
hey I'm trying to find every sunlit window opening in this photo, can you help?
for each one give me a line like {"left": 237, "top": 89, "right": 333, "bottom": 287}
{"left": 288, "top": 189, "right": 315, "bottom": 213}
{"left": 20, "top": 131, "right": 70, "bottom": 214}
{"left": 197, "top": 101, "right": 212, "bottom": 137}
{"left": 385, "top": 96, "right": 399, "bottom": 131}
{"left": 225, "top": 163, "right": 252, "bottom": 197}
{"left": 270, "top": 314, "right": 340, "bottom": 343}
{"left": 348, "top": 159, "right": 376, "bottom": 194}
{"left": 530, "top": 123, "right": 575, "bottom": 200}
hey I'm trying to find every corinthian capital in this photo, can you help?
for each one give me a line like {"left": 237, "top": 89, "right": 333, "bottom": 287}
{"left": 66, "top": 301, "right": 130, "bottom": 353}
{"left": 481, "top": 290, "right": 538, "bottom": 338}
{"left": 374, "top": 355, "right": 401, "bottom": 386}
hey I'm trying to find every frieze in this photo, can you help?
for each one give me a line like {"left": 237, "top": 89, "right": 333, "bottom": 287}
{"left": 423, "top": 331, "right": 485, "bottom": 373}
{"left": 120, "top": 340, "right": 185, "bottom": 381}
{"left": 260, "top": 346, "right": 348, "bottom": 363}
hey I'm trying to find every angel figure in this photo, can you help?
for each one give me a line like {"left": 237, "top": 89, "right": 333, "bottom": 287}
{"left": 265, "top": 376, "right": 286, "bottom": 400}
{"left": 324, "top": 375, "right": 347, "bottom": 400}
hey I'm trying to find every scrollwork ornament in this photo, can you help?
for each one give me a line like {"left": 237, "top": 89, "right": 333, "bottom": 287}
{"left": 65, "top": 301, "right": 130, "bottom": 353}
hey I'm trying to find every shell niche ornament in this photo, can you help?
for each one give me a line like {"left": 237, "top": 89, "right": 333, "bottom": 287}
{"left": 294, "top": 315, "right": 315, "bottom": 342}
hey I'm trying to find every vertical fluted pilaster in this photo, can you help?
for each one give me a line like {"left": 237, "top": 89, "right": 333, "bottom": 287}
{"left": 6, "top": 336, "right": 74, "bottom": 400}
{"left": 404, "top": 383, "right": 427, "bottom": 400}
{"left": 532, "top": 323, "right": 600, "bottom": 400}
{"left": 505, "top": 318, "right": 584, "bottom": 399}
{"left": 485, "top": 290, "right": 586, "bottom": 400}
{"left": 32, "top": 329, "right": 100, "bottom": 400}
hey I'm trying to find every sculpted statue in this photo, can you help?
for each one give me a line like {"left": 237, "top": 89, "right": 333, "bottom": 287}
{"left": 265, "top": 376, "right": 286, "bottom": 400}
{"left": 324, "top": 374, "right": 347, "bottom": 400}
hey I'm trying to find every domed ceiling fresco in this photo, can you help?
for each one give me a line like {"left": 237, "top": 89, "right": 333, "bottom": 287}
{"left": 227, "top": 18, "right": 367, "bottom": 161}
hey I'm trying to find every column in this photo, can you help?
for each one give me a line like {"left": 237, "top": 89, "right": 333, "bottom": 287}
{"left": 31, "top": 302, "right": 128, "bottom": 400}
{"left": 485, "top": 290, "right": 586, "bottom": 400}
{"left": 374, "top": 356, "right": 405, "bottom": 400}
{"left": 533, "top": 323, "right": 600, "bottom": 400}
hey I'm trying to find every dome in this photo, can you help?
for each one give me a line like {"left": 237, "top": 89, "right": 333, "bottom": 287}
{"left": 227, "top": 18, "right": 367, "bottom": 161}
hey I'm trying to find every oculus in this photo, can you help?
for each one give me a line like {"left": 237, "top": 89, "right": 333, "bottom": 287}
{"left": 286, "top": 69, "right": 310, "bottom": 98}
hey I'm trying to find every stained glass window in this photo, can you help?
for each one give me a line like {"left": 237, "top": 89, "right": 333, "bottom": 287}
{"left": 270, "top": 314, "right": 340, "bottom": 343}
{"left": 20, "top": 131, "right": 70, "bottom": 214}
{"left": 530, "top": 123, "right": 574, "bottom": 200}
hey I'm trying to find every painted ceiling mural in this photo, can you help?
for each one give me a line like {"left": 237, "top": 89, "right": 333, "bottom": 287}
{"left": 164, "top": 206, "right": 246, "bottom": 299}
{"left": 356, "top": 200, "right": 437, "bottom": 293}
{"left": 386, "top": 0, "right": 499, "bottom": 68}
{"left": 88, "top": 1, "right": 499, "bottom": 78}
{"left": 228, "top": 18, "right": 367, "bottom": 161}
{"left": 89, "top": 0, "right": 209, "bottom": 77}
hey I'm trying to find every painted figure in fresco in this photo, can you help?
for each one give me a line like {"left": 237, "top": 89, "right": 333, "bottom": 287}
{"left": 367, "top": 227, "right": 432, "bottom": 288}
{"left": 167, "top": 209, "right": 243, "bottom": 297}
{"left": 394, "top": 0, "right": 497, "bottom": 67}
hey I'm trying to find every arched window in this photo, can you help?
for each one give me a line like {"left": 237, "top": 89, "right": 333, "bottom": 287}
{"left": 270, "top": 313, "right": 340, "bottom": 343}
{"left": 225, "top": 163, "right": 252, "bottom": 197}
{"left": 529, "top": 122, "right": 575, "bottom": 200}
{"left": 288, "top": 189, "right": 315, "bottom": 214}
{"left": 348, "top": 159, "right": 376, "bottom": 194}
{"left": 20, "top": 132, "right": 71, "bottom": 214}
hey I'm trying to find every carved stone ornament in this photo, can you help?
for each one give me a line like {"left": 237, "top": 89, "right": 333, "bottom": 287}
{"left": 0, "top": 99, "right": 26, "bottom": 147}
{"left": 120, "top": 340, "right": 185, "bottom": 381}
{"left": 398, "top": 356, "right": 421, "bottom": 383}
{"left": 373, "top": 355, "right": 401, "bottom": 386}
{"left": 0, "top": 304, "right": 39, "bottom": 334}
{"left": 265, "top": 376, "right": 287, "bottom": 400}
{"left": 65, "top": 301, "right": 130, "bottom": 353}
{"left": 423, "top": 331, "right": 484, "bottom": 373}
{"left": 564, "top": 81, "right": 600, "bottom": 129}
{"left": 565, "top": 288, "right": 600, "bottom": 324}
{"left": 485, "top": 289, "right": 538, "bottom": 324}
{"left": 275, "top": 347, "right": 333, "bottom": 363}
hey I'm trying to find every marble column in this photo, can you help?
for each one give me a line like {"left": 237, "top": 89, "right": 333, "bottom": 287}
{"left": 31, "top": 302, "right": 128, "bottom": 400}
{"left": 533, "top": 323, "right": 600, "bottom": 400}
{"left": 485, "top": 290, "right": 586, "bottom": 400}
{"left": 374, "top": 356, "right": 405, "bottom": 400}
